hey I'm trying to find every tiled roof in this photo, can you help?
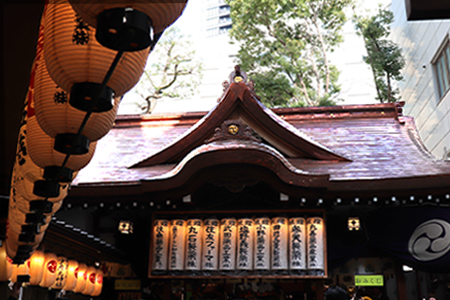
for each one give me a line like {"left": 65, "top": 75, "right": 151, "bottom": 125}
{"left": 71, "top": 83, "right": 450, "bottom": 194}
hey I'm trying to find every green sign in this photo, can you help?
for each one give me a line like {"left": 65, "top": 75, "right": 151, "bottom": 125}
{"left": 354, "top": 275, "right": 384, "bottom": 286}
{"left": 115, "top": 279, "right": 141, "bottom": 290}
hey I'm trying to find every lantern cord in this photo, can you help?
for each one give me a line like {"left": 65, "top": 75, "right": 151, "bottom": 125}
{"left": 44, "top": 47, "right": 127, "bottom": 202}
{"left": 60, "top": 49, "right": 125, "bottom": 169}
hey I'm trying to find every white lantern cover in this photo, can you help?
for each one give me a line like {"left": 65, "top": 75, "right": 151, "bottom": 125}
{"left": 12, "top": 169, "right": 69, "bottom": 204}
{"left": 168, "top": 219, "right": 186, "bottom": 271}
{"left": 289, "top": 217, "right": 307, "bottom": 271}
{"left": 306, "top": 217, "right": 325, "bottom": 273}
{"left": 7, "top": 205, "right": 52, "bottom": 235}
{"left": 73, "top": 262, "right": 87, "bottom": 293}
{"left": 271, "top": 217, "right": 288, "bottom": 270}
{"left": 237, "top": 218, "right": 254, "bottom": 271}
{"left": 51, "top": 256, "right": 68, "bottom": 289}
{"left": 185, "top": 219, "right": 202, "bottom": 271}
{"left": 12, "top": 98, "right": 46, "bottom": 185}
{"left": 27, "top": 116, "right": 97, "bottom": 175}
{"left": 44, "top": 0, "right": 150, "bottom": 99}
{"left": 219, "top": 218, "right": 237, "bottom": 271}
{"left": 152, "top": 219, "right": 169, "bottom": 271}
{"left": 254, "top": 217, "right": 271, "bottom": 270}
{"left": 5, "top": 227, "right": 43, "bottom": 259}
{"left": 40, "top": 252, "right": 58, "bottom": 288}
{"left": 63, "top": 259, "right": 79, "bottom": 292}
{"left": 69, "top": 0, "right": 187, "bottom": 35}
{"left": 0, "top": 243, "right": 13, "bottom": 282}
{"left": 82, "top": 266, "right": 96, "bottom": 295}
{"left": 10, "top": 261, "right": 29, "bottom": 283}
{"left": 27, "top": 250, "right": 45, "bottom": 285}
{"left": 34, "top": 55, "right": 121, "bottom": 143}
{"left": 202, "top": 218, "right": 219, "bottom": 271}
{"left": 91, "top": 269, "right": 104, "bottom": 297}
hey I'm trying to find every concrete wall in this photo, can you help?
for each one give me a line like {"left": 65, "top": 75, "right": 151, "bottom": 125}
{"left": 391, "top": 0, "right": 450, "bottom": 159}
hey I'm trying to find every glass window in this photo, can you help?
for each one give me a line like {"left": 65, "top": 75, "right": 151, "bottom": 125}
{"left": 434, "top": 41, "right": 450, "bottom": 98}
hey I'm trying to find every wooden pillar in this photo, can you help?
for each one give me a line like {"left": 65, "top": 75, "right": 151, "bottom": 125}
{"left": 315, "top": 280, "right": 325, "bottom": 300}
{"left": 163, "top": 280, "right": 172, "bottom": 299}
{"left": 395, "top": 263, "right": 407, "bottom": 300}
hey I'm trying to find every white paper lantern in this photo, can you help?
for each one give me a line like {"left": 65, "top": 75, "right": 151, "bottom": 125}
{"left": 219, "top": 218, "right": 237, "bottom": 271}
{"left": 254, "top": 217, "right": 271, "bottom": 270}
{"left": 185, "top": 219, "right": 202, "bottom": 271}
{"left": 44, "top": 0, "right": 150, "bottom": 112}
{"left": 34, "top": 56, "right": 121, "bottom": 152}
{"left": 306, "top": 217, "right": 325, "bottom": 272}
{"left": 12, "top": 171, "right": 69, "bottom": 204}
{"left": 40, "top": 252, "right": 58, "bottom": 288}
{"left": 68, "top": 0, "right": 187, "bottom": 40}
{"left": 91, "top": 269, "right": 104, "bottom": 297}
{"left": 168, "top": 219, "right": 186, "bottom": 271}
{"left": 63, "top": 259, "right": 79, "bottom": 292}
{"left": 82, "top": 266, "right": 96, "bottom": 295}
{"left": 29, "top": 250, "right": 46, "bottom": 285}
{"left": 271, "top": 217, "right": 288, "bottom": 270}
{"left": 237, "top": 218, "right": 254, "bottom": 271}
{"left": 5, "top": 227, "right": 43, "bottom": 259}
{"left": 12, "top": 98, "right": 46, "bottom": 184}
{"left": 202, "top": 218, "right": 219, "bottom": 271}
{"left": 289, "top": 217, "right": 307, "bottom": 270}
{"left": 152, "top": 219, "right": 169, "bottom": 271}
{"left": 10, "top": 261, "right": 29, "bottom": 283}
{"left": 10, "top": 184, "right": 63, "bottom": 216}
{"left": 7, "top": 206, "right": 51, "bottom": 235}
{"left": 27, "top": 116, "right": 97, "bottom": 178}
{"left": 11, "top": 97, "right": 79, "bottom": 188}
{"left": 0, "top": 242, "right": 13, "bottom": 282}
{"left": 73, "top": 263, "right": 87, "bottom": 293}
{"left": 4, "top": 238, "right": 19, "bottom": 262}
{"left": 51, "top": 257, "right": 68, "bottom": 289}
{"left": 289, "top": 217, "right": 307, "bottom": 271}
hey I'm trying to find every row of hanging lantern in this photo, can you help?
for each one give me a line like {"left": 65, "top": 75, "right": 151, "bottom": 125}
{"left": 1, "top": 245, "right": 104, "bottom": 297}
{"left": 151, "top": 216, "right": 325, "bottom": 275}
{"left": 6, "top": 0, "right": 187, "bottom": 266}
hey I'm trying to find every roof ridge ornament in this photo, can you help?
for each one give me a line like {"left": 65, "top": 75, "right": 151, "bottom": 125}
{"left": 219, "top": 66, "right": 259, "bottom": 103}
{"left": 229, "top": 65, "right": 248, "bottom": 84}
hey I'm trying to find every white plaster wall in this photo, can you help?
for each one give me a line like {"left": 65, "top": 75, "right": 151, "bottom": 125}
{"left": 390, "top": 0, "right": 450, "bottom": 159}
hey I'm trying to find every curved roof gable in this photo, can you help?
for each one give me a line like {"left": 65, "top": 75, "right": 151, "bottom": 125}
{"left": 131, "top": 82, "right": 350, "bottom": 168}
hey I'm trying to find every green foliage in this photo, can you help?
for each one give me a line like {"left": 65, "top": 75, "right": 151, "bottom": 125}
{"left": 135, "top": 27, "right": 203, "bottom": 114}
{"left": 227, "top": 0, "right": 352, "bottom": 107}
{"left": 353, "top": 6, "right": 405, "bottom": 103}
